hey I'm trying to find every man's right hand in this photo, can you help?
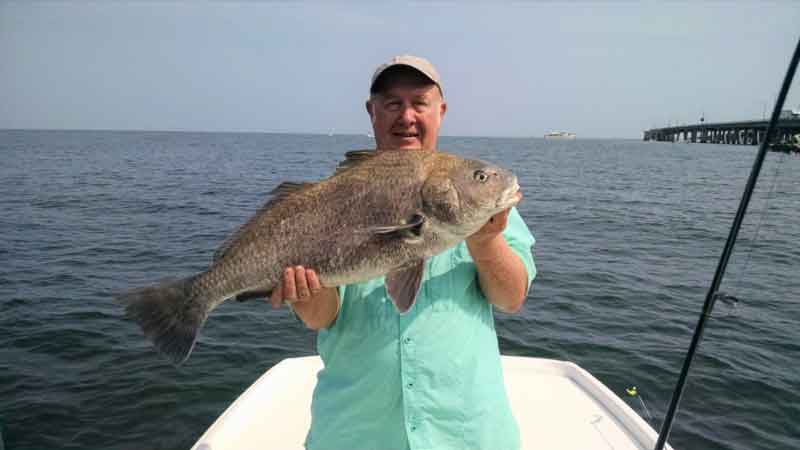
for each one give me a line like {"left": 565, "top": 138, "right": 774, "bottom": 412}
{"left": 270, "top": 266, "right": 340, "bottom": 330}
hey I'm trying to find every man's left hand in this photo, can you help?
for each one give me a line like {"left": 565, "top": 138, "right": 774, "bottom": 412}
{"left": 466, "top": 208, "right": 511, "bottom": 250}
{"left": 465, "top": 207, "right": 529, "bottom": 313}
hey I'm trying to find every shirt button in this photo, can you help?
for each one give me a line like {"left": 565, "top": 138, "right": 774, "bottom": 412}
{"left": 407, "top": 383, "right": 414, "bottom": 388}
{"left": 404, "top": 337, "right": 412, "bottom": 344}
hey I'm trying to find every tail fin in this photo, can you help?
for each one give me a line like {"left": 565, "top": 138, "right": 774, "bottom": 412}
{"left": 116, "top": 276, "right": 208, "bottom": 365}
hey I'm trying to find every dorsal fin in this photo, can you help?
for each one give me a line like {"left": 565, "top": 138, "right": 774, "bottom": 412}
{"left": 269, "top": 181, "right": 314, "bottom": 200}
{"left": 334, "top": 149, "right": 379, "bottom": 175}
{"left": 212, "top": 181, "right": 315, "bottom": 262}
{"left": 212, "top": 149, "right": 389, "bottom": 263}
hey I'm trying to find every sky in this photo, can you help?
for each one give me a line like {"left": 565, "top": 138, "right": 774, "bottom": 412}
{"left": 2, "top": 1, "right": 799, "bottom": 139}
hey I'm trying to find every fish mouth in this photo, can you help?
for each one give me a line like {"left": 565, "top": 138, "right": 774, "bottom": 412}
{"left": 498, "top": 179, "right": 522, "bottom": 209}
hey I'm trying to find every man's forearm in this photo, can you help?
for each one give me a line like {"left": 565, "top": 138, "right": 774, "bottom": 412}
{"left": 467, "top": 234, "right": 529, "bottom": 313}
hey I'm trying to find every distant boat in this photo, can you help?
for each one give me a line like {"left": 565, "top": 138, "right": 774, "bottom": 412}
{"left": 544, "top": 131, "right": 576, "bottom": 140}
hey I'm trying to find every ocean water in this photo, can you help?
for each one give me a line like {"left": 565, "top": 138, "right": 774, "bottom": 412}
{"left": 1, "top": 130, "right": 798, "bottom": 450}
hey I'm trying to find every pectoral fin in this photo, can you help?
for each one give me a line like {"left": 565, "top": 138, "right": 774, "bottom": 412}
{"left": 385, "top": 260, "right": 425, "bottom": 314}
{"left": 364, "top": 214, "right": 425, "bottom": 240}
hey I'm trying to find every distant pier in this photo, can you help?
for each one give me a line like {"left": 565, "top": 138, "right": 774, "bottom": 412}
{"left": 643, "top": 114, "right": 800, "bottom": 148}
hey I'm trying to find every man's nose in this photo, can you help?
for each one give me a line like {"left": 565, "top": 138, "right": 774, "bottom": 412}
{"left": 397, "top": 104, "right": 416, "bottom": 124}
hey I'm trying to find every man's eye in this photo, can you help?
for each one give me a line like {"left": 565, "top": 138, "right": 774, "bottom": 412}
{"left": 474, "top": 170, "right": 489, "bottom": 182}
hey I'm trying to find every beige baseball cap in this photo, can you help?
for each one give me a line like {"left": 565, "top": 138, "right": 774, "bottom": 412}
{"left": 369, "top": 55, "right": 442, "bottom": 95}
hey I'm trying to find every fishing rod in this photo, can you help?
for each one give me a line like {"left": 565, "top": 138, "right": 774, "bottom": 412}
{"left": 654, "top": 36, "right": 800, "bottom": 450}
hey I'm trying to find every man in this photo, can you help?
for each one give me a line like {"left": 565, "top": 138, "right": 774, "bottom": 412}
{"left": 269, "top": 55, "right": 536, "bottom": 450}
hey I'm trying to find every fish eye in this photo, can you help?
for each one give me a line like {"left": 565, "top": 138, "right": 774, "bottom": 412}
{"left": 473, "top": 170, "right": 489, "bottom": 183}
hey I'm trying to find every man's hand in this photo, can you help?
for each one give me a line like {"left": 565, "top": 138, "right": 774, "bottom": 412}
{"left": 466, "top": 208, "right": 512, "bottom": 251}
{"left": 466, "top": 208, "right": 529, "bottom": 314}
{"left": 269, "top": 266, "right": 321, "bottom": 308}
{"left": 269, "top": 266, "right": 340, "bottom": 330}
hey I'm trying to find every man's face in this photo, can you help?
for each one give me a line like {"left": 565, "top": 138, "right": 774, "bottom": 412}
{"left": 367, "top": 80, "right": 447, "bottom": 151}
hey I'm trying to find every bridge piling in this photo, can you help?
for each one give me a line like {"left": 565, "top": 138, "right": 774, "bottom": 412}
{"left": 644, "top": 116, "right": 799, "bottom": 150}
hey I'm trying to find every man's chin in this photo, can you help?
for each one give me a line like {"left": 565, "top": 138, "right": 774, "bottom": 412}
{"left": 392, "top": 137, "right": 423, "bottom": 150}
{"left": 376, "top": 137, "right": 433, "bottom": 151}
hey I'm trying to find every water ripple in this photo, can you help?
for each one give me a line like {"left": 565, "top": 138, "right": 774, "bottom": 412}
{"left": 1, "top": 131, "right": 798, "bottom": 450}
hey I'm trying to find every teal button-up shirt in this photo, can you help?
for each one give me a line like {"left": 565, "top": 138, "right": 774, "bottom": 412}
{"left": 306, "top": 208, "right": 536, "bottom": 450}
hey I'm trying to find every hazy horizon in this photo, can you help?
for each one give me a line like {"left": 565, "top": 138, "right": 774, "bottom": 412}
{"left": 2, "top": 2, "right": 799, "bottom": 139}
{"left": 0, "top": 127, "right": 655, "bottom": 140}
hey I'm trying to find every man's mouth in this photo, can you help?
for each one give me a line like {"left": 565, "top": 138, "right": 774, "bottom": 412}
{"left": 392, "top": 131, "right": 419, "bottom": 139}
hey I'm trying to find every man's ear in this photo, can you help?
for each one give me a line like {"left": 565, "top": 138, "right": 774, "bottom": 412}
{"left": 439, "top": 101, "right": 447, "bottom": 119}
{"left": 366, "top": 99, "right": 378, "bottom": 125}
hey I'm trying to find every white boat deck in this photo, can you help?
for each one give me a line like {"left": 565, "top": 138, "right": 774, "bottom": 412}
{"left": 192, "top": 356, "right": 673, "bottom": 450}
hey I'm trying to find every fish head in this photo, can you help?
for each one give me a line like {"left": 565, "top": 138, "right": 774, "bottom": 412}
{"left": 421, "top": 156, "right": 521, "bottom": 236}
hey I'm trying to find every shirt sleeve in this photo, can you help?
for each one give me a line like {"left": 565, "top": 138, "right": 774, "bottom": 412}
{"left": 502, "top": 207, "right": 537, "bottom": 290}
